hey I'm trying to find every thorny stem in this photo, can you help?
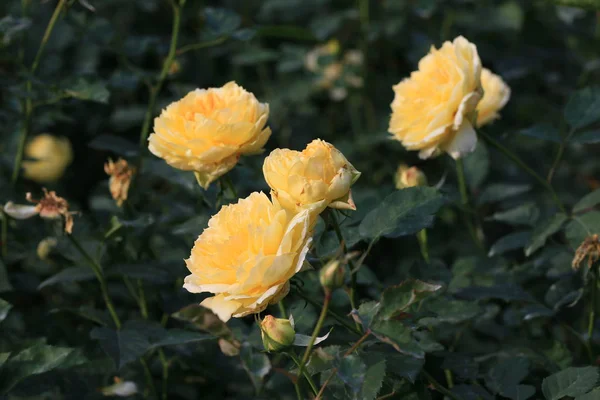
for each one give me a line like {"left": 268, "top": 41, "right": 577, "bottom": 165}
{"left": 12, "top": 0, "right": 67, "bottom": 185}
{"left": 455, "top": 158, "right": 484, "bottom": 251}
{"left": 326, "top": 210, "right": 362, "bottom": 332}
{"left": 288, "top": 351, "right": 318, "bottom": 396}
{"left": 67, "top": 235, "right": 121, "bottom": 330}
{"left": 478, "top": 130, "right": 566, "bottom": 213}
{"left": 137, "top": 0, "right": 183, "bottom": 172}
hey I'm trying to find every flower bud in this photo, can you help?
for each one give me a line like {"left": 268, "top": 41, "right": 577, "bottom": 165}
{"left": 319, "top": 259, "right": 345, "bottom": 291}
{"left": 37, "top": 237, "right": 58, "bottom": 261}
{"left": 395, "top": 164, "right": 427, "bottom": 189}
{"left": 260, "top": 315, "right": 295, "bottom": 352}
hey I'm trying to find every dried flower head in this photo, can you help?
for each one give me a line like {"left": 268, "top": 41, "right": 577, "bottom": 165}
{"left": 27, "top": 189, "right": 77, "bottom": 234}
{"left": 104, "top": 158, "right": 135, "bottom": 207}
{"left": 572, "top": 234, "right": 600, "bottom": 270}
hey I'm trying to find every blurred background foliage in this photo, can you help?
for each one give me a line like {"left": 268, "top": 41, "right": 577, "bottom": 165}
{"left": 1, "top": 0, "right": 600, "bottom": 399}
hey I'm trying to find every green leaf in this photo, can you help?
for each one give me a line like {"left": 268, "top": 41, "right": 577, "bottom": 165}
{"left": 574, "top": 189, "right": 600, "bottom": 213}
{"left": 518, "top": 123, "right": 561, "bottom": 142}
{"left": 90, "top": 327, "right": 150, "bottom": 370}
{"left": 88, "top": 134, "right": 138, "bottom": 157}
{"left": 489, "top": 231, "right": 531, "bottom": 257}
{"left": 360, "top": 359, "right": 386, "bottom": 400}
{"left": 477, "top": 184, "right": 532, "bottom": 204}
{"left": 485, "top": 357, "right": 531, "bottom": 398}
{"left": 419, "top": 298, "right": 480, "bottom": 326}
{"left": 0, "top": 298, "right": 12, "bottom": 322}
{"left": 0, "top": 343, "right": 87, "bottom": 393}
{"left": 0, "top": 16, "right": 32, "bottom": 45}
{"left": 202, "top": 7, "right": 241, "bottom": 38}
{"left": 542, "top": 367, "right": 599, "bottom": 400}
{"left": 150, "top": 329, "right": 213, "bottom": 347}
{"left": 525, "top": 213, "right": 568, "bottom": 256}
{"left": 0, "top": 259, "right": 12, "bottom": 292}
{"left": 359, "top": 187, "right": 445, "bottom": 239}
{"left": 240, "top": 343, "right": 271, "bottom": 392}
{"left": 452, "top": 384, "right": 494, "bottom": 400}
{"left": 38, "top": 267, "right": 96, "bottom": 289}
{"left": 386, "top": 354, "right": 424, "bottom": 383}
{"left": 565, "top": 211, "right": 600, "bottom": 248}
{"left": 463, "top": 141, "right": 489, "bottom": 190}
{"left": 65, "top": 78, "right": 110, "bottom": 103}
{"left": 256, "top": 25, "right": 317, "bottom": 41}
{"left": 457, "top": 284, "right": 535, "bottom": 302}
{"left": 564, "top": 86, "right": 600, "bottom": 129}
{"left": 370, "top": 319, "right": 424, "bottom": 359}
{"left": 487, "top": 203, "right": 539, "bottom": 226}
{"left": 572, "top": 129, "right": 600, "bottom": 143}
{"left": 576, "top": 388, "right": 600, "bottom": 399}
{"left": 550, "top": 0, "right": 600, "bottom": 9}
{"left": 336, "top": 354, "right": 367, "bottom": 394}
{"left": 375, "top": 280, "right": 442, "bottom": 320}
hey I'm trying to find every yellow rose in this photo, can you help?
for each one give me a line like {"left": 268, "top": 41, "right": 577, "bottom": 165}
{"left": 395, "top": 164, "right": 427, "bottom": 189}
{"left": 389, "top": 36, "right": 482, "bottom": 160}
{"left": 263, "top": 139, "right": 361, "bottom": 215}
{"left": 476, "top": 68, "right": 511, "bottom": 127}
{"left": 22, "top": 134, "right": 73, "bottom": 183}
{"left": 148, "top": 81, "right": 271, "bottom": 189}
{"left": 183, "top": 192, "right": 312, "bottom": 322}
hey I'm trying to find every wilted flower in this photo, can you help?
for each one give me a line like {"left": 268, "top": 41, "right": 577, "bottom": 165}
{"left": 183, "top": 192, "right": 312, "bottom": 322}
{"left": 260, "top": 315, "right": 295, "bottom": 352}
{"left": 104, "top": 158, "right": 135, "bottom": 207}
{"left": 389, "top": 36, "right": 482, "bottom": 160}
{"left": 3, "top": 189, "right": 77, "bottom": 234}
{"left": 22, "top": 134, "right": 73, "bottom": 183}
{"left": 148, "top": 81, "right": 271, "bottom": 189}
{"left": 263, "top": 139, "right": 361, "bottom": 215}
{"left": 476, "top": 68, "right": 511, "bottom": 127}
{"left": 572, "top": 234, "right": 600, "bottom": 270}
{"left": 395, "top": 164, "right": 428, "bottom": 189}
{"left": 305, "top": 39, "right": 363, "bottom": 101}
{"left": 100, "top": 377, "right": 138, "bottom": 397}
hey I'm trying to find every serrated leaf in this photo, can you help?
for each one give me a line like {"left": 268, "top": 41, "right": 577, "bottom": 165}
{"left": 336, "top": 354, "right": 366, "bottom": 394}
{"left": 542, "top": 367, "right": 599, "bottom": 400}
{"left": 351, "top": 301, "right": 379, "bottom": 328}
{"left": 564, "top": 86, "right": 600, "bottom": 129}
{"left": 90, "top": 327, "right": 150, "bottom": 370}
{"left": 519, "top": 123, "right": 562, "bottom": 142}
{"left": 574, "top": 189, "right": 600, "bottom": 213}
{"left": 386, "top": 354, "right": 424, "bottom": 383}
{"left": 240, "top": 343, "right": 271, "bottom": 392}
{"left": 65, "top": 78, "right": 110, "bottom": 103}
{"left": 375, "top": 280, "right": 442, "bottom": 320}
{"left": 359, "top": 359, "right": 386, "bottom": 400}
{"left": 38, "top": 267, "right": 96, "bottom": 289}
{"left": 0, "top": 298, "right": 12, "bottom": 322}
{"left": 525, "top": 213, "right": 568, "bottom": 256}
{"left": 487, "top": 203, "right": 539, "bottom": 226}
{"left": 370, "top": 319, "right": 424, "bottom": 358}
{"left": 0, "top": 344, "right": 87, "bottom": 394}
{"left": 489, "top": 231, "right": 531, "bottom": 257}
{"left": 420, "top": 298, "right": 480, "bottom": 326}
{"left": 485, "top": 357, "right": 530, "bottom": 397}
{"left": 359, "top": 187, "right": 445, "bottom": 239}
{"left": 150, "top": 329, "right": 213, "bottom": 347}
{"left": 565, "top": 211, "right": 600, "bottom": 248}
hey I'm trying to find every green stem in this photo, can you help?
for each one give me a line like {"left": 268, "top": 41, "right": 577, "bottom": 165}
{"left": 278, "top": 301, "right": 287, "bottom": 319}
{"left": 587, "top": 268, "right": 597, "bottom": 357}
{"left": 12, "top": 0, "right": 67, "bottom": 185}
{"left": 422, "top": 370, "right": 462, "bottom": 400}
{"left": 1, "top": 211, "right": 7, "bottom": 259}
{"left": 547, "top": 128, "right": 576, "bottom": 183}
{"left": 455, "top": 159, "right": 484, "bottom": 250}
{"left": 478, "top": 130, "right": 566, "bottom": 213}
{"left": 137, "top": 1, "right": 183, "bottom": 172}
{"left": 326, "top": 210, "right": 361, "bottom": 331}
{"left": 296, "top": 292, "right": 331, "bottom": 395}
{"left": 417, "top": 229, "right": 430, "bottom": 263}
{"left": 158, "top": 349, "right": 169, "bottom": 400}
{"left": 288, "top": 352, "right": 318, "bottom": 396}
{"left": 141, "top": 357, "right": 159, "bottom": 400}
{"left": 138, "top": 279, "right": 149, "bottom": 319}
{"left": 68, "top": 235, "right": 121, "bottom": 330}
{"left": 296, "top": 290, "right": 361, "bottom": 335}
{"left": 176, "top": 36, "right": 228, "bottom": 56}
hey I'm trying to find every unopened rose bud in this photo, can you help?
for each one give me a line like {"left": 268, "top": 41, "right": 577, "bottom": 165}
{"left": 37, "top": 237, "right": 58, "bottom": 261}
{"left": 395, "top": 164, "right": 427, "bottom": 189}
{"left": 260, "top": 315, "right": 295, "bottom": 352}
{"left": 319, "top": 259, "right": 345, "bottom": 292}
